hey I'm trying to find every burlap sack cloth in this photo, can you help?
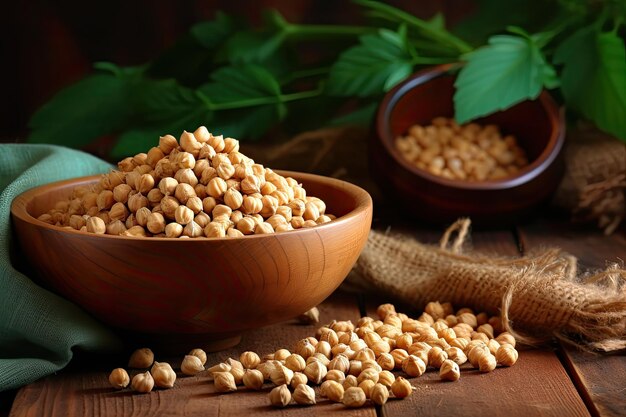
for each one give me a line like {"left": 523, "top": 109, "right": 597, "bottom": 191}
{"left": 352, "top": 219, "right": 626, "bottom": 352}
{"left": 552, "top": 124, "right": 626, "bottom": 235}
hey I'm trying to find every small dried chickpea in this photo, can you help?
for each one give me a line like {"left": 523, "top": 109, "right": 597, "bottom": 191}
{"left": 151, "top": 362, "right": 177, "bottom": 389}
{"left": 86, "top": 216, "right": 106, "bottom": 234}
{"left": 321, "top": 380, "right": 344, "bottom": 402}
{"left": 131, "top": 371, "right": 154, "bottom": 393}
{"left": 428, "top": 346, "right": 448, "bottom": 368}
{"left": 207, "top": 177, "right": 227, "bottom": 199}
{"left": 96, "top": 190, "right": 115, "bottom": 211}
{"left": 478, "top": 353, "right": 497, "bottom": 372}
{"left": 242, "top": 369, "right": 264, "bottom": 390}
{"left": 293, "top": 384, "right": 316, "bottom": 405}
{"left": 290, "top": 372, "right": 308, "bottom": 389}
{"left": 343, "top": 387, "right": 366, "bottom": 408}
{"left": 255, "top": 222, "right": 274, "bottom": 235}
{"left": 391, "top": 376, "right": 413, "bottom": 399}
{"left": 181, "top": 355, "right": 204, "bottom": 375}
{"left": 496, "top": 332, "right": 517, "bottom": 348}
{"left": 158, "top": 134, "right": 178, "bottom": 154}
{"left": 175, "top": 205, "right": 194, "bottom": 225}
{"left": 108, "top": 368, "right": 130, "bottom": 389}
{"left": 183, "top": 221, "right": 203, "bottom": 238}
{"left": 128, "top": 348, "right": 154, "bottom": 368}
{"left": 146, "top": 212, "right": 166, "bottom": 234}
{"left": 496, "top": 345, "right": 519, "bottom": 366}
{"left": 165, "top": 222, "right": 183, "bottom": 238}
{"left": 175, "top": 183, "right": 196, "bottom": 204}
{"left": 378, "top": 370, "right": 395, "bottom": 388}
{"left": 189, "top": 348, "right": 207, "bottom": 366}
{"left": 269, "top": 384, "right": 291, "bottom": 407}
{"left": 439, "top": 359, "right": 461, "bottom": 382}
{"left": 224, "top": 188, "right": 243, "bottom": 210}
{"left": 214, "top": 371, "right": 237, "bottom": 392}
{"left": 402, "top": 355, "right": 426, "bottom": 377}
{"left": 371, "top": 383, "right": 390, "bottom": 405}
{"left": 358, "top": 379, "right": 376, "bottom": 398}
{"left": 205, "top": 222, "right": 226, "bottom": 238}
{"left": 240, "top": 351, "right": 261, "bottom": 369}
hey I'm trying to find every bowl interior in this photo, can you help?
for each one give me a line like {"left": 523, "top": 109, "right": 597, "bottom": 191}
{"left": 382, "top": 73, "right": 556, "bottom": 173}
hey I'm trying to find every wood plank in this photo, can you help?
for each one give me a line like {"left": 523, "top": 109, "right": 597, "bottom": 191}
{"left": 361, "top": 227, "right": 590, "bottom": 417}
{"left": 382, "top": 349, "right": 590, "bottom": 417}
{"left": 10, "top": 292, "right": 375, "bottom": 417}
{"left": 517, "top": 218, "right": 626, "bottom": 417}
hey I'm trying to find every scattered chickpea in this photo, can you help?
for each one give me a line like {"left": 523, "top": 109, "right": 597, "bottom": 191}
{"left": 181, "top": 355, "right": 204, "bottom": 375}
{"left": 109, "top": 301, "right": 518, "bottom": 402}
{"left": 292, "top": 384, "right": 316, "bottom": 405}
{"left": 151, "top": 362, "right": 176, "bottom": 388}
{"left": 128, "top": 348, "right": 154, "bottom": 369}
{"left": 108, "top": 368, "right": 130, "bottom": 389}
{"left": 439, "top": 359, "right": 461, "bottom": 381}
{"left": 269, "top": 384, "right": 291, "bottom": 407}
{"left": 131, "top": 371, "right": 154, "bottom": 393}
{"left": 391, "top": 376, "right": 413, "bottom": 399}
{"left": 242, "top": 369, "right": 264, "bottom": 390}
{"left": 343, "top": 387, "right": 367, "bottom": 408}
{"left": 214, "top": 372, "right": 237, "bottom": 392}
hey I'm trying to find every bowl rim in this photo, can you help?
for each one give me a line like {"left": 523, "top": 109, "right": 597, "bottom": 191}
{"left": 376, "top": 63, "right": 565, "bottom": 190}
{"left": 11, "top": 170, "right": 373, "bottom": 242}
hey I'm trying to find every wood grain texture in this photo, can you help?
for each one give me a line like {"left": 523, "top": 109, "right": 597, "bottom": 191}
{"left": 9, "top": 292, "right": 376, "bottom": 417}
{"left": 10, "top": 171, "right": 372, "bottom": 349}
{"left": 518, "top": 218, "right": 626, "bottom": 417}
{"left": 381, "top": 349, "right": 590, "bottom": 417}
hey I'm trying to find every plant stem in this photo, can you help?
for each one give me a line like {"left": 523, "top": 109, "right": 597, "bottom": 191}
{"left": 202, "top": 87, "right": 323, "bottom": 111}
{"left": 282, "top": 67, "right": 332, "bottom": 84}
{"left": 412, "top": 56, "right": 456, "bottom": 65}
{"left": 285, "top": 23, "right": 375, "bottom": 40}
{"left": 354, "top": 0, "right": 473, "bottom": 54}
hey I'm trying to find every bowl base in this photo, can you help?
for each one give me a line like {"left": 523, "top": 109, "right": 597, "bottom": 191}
{"left": 118, "top": 330, "right": 243, "bottom": 355}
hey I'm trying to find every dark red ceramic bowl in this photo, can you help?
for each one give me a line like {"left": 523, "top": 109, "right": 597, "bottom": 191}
{"left": 371, "top": 64, "right": 565, "bottom": 225}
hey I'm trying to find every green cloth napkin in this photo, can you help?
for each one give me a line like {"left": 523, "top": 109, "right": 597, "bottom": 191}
{"left": 0, "top": 144, "right": 122, "bottom": 392}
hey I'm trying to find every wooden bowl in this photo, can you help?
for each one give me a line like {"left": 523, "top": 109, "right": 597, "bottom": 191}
{"left": 372, "top": 64, "right": 565, "bottom": 225}
{"left": 11, "top": 171, "right": 372, "bottom": 351}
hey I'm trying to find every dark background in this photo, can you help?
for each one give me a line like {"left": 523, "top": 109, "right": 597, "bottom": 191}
{"left": 0, "top": 0, "right": 473, "bottom": 142}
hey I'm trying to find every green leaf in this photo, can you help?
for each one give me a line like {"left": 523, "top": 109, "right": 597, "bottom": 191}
{"left": 328, "top": 102, "right": 378, "bottom": 127}
{"left": 28, "top": 74, "right": 132, "bottom": 147}
{"left": 453, "top": 34, "right": 558, "bottom": 123}
{"left": 326, "top": 27, "right": 416, "bottom": 97}
{"left": 427, "top": 12, "right": 446, "bottom": 31}
{"left": 554, "top": 27, "right": 626, "bottom": 141}
{"left": 354, "top": 0, "right": 472, "bottom": 53}
{"left": 190, "top": 12, "right": 235, "bottom": 49}
{"left": 147, "top": 13, "right": 235, "bottom": 85}
{"left": 221, "top": 30, "right": 287, "bottom": 64}
{"left": 452, "top": 0, "right": 560, "bottom": 45}
{"left": 111, "top": 107, "right": 212, "bottom": 159}
{"left": 110, "top": 77, "right": 212, "bottom": 158}
{"left": 130, "top": 78, "right": 205, "bottom": 123}
{"left": 199, "top": 65, "right": 287, "bottom": 139}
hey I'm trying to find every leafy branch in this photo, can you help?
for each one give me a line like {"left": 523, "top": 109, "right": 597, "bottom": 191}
{"left": 27, "top": 0, "right": 626, "bottom": 160}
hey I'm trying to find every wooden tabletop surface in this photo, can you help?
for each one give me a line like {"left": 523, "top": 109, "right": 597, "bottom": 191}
{"left": 6, "top": 215, "right": 626, "bottom": 417}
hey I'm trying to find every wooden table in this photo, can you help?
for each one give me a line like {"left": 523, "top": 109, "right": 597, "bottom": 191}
{"left": 6, "top": 215, "right": 626, "bottom": 417}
